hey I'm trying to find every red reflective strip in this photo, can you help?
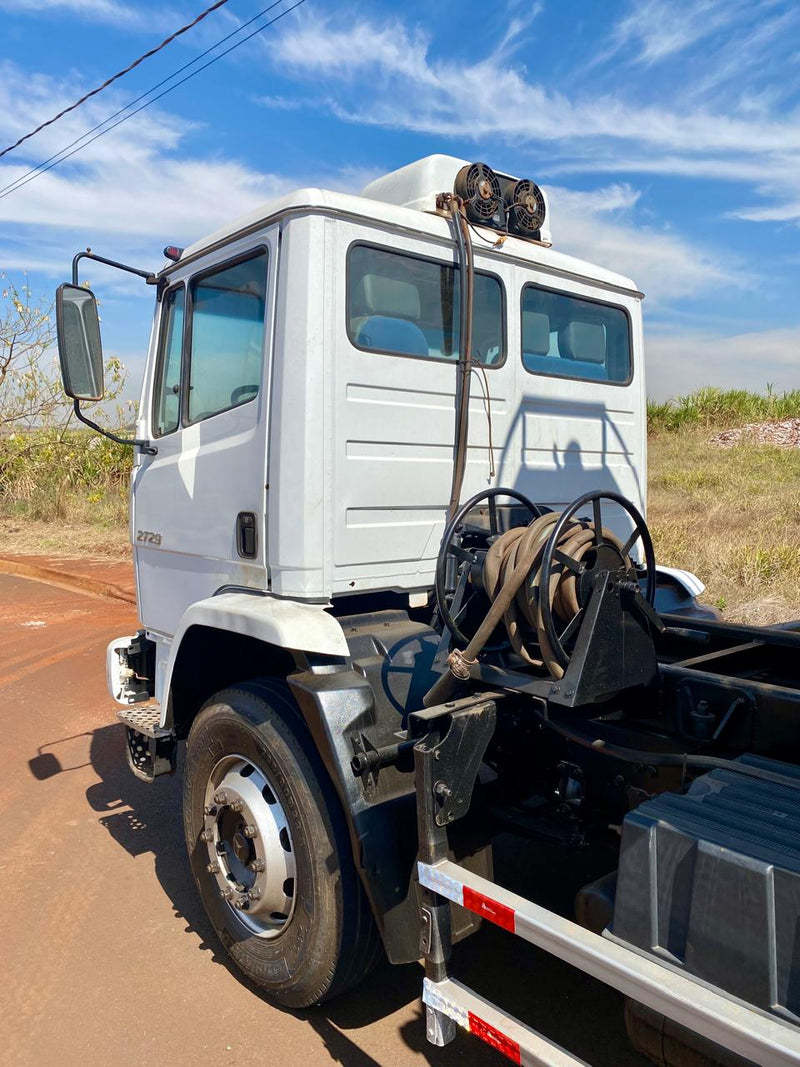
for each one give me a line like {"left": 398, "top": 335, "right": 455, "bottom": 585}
{"left": 468, "top": 1011, "right": 522, "bottom": 1064}
{"left": 463, "top": 886, "right": 516, "bottom": 932}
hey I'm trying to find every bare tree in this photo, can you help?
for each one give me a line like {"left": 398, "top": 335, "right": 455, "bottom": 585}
{"left": 0, "top": 274, "right": 128, "bottom": 431}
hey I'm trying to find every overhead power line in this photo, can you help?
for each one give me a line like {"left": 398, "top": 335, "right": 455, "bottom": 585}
{"left": 0, "top": 0, "right": 306, "bottom": 203}
{"left": 0, "top": 0, "right": 288, "bottom": 200}
{"left": 0, "top": 0, "right": 233, "bottom": 161}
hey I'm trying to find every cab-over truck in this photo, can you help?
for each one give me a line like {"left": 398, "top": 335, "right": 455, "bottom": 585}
{"left": 56, "top": 155, "right": 800, "bottom": 1066}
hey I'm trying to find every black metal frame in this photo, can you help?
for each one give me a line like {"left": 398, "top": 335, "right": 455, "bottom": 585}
{"left": 68, "top": 249, "right": 158, "bottom": 455}
{"left": 411, "top": 695, "right": 499, "bottom": 1002}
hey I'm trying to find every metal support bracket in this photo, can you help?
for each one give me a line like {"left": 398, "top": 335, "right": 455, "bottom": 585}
{"left": 413, "top": 694, "right": 499, "bottom": 1047}
{"left": 411, "top": 695, "right": 498, "bottom": 828}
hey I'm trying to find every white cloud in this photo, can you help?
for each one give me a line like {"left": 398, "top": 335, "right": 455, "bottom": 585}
{"left": 0, "top": 62, "right": 297, "bottom": 256}
{"left": 608, "top": 0, "right": 751, "bottom": 66}
{"left": 0, "top": 53, "right": 737, "bottom": 316}
{"left": 646, "top": 327, "right": 800, "bottom": 399}
{"left": 253, "top": 94, "right": 305, "bottom": 111}
{"left": 0, "top": 0, "right": 143, "bottom": 26}
{"left": 549, "top": 183, "right": 737, "bottom": 301}
{"left": 271, "top": 13, "right": 800, "bottom": 225}
{"left": 276, "top": 16, "right": 800, "bottom": 154}
{"left": 490, "top": 2, "right": 544, "bottom": 58}
{"left": 0, "top": 62, "right": 375, "bottom": 279}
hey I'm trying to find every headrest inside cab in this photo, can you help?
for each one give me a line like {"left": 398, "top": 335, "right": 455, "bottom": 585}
{"left": 559, "top": 321, "right": 606, "bottom": 364}
{"left": 353, "top": 274, "right": 421, "bottom": 320}
{"left": 522, "top": 310, "right": 550, "bottom": 355}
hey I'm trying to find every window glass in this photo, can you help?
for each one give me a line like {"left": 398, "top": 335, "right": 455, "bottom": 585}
{"left": 521, "top": 285, "right": 631, "bottom": 384}
{"left": 187, "top": 250, "right": 268, "bottom": 424}
{"left": 347, "top": 245, "right": 504, "bottom": 365}
{"left": 153, "top": 286, "right": 184, "bottom": 436}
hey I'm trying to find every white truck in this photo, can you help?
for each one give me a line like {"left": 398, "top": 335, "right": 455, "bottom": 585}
{"left": 57, "top": 156, "right": 800, "bottom": 1067}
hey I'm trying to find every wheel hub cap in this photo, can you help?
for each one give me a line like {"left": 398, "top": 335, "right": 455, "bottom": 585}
{"left": 202, "top": 754, "right": 296, "bottom": 938}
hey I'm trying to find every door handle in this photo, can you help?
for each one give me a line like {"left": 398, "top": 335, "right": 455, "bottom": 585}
{"left": 236, "top": 512, "right": 257, "bottom": 559}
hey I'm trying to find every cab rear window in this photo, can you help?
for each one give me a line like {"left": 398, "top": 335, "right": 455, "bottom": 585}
{"left": 521, "top": 285, "right": 631, "bottom": 384}
{"left": 347, "top": 244, "right": 504, "bottom": 366}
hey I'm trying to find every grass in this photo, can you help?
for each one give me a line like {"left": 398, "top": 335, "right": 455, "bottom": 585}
{"left": 648, "top": 431, "right": 800, "bottom": 625}
{"left": 0, "top": 427, "right": 131, "bottom": 558}
{"left": 647, "top": 385, "right": 800, "bottom": 434}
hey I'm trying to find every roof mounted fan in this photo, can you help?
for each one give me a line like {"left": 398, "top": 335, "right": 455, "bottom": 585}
{"left": 505, "top": 179, "right": 546, "bottom": 237}
{"left": 454, "top": 162, "right": 502, "bottom": 225}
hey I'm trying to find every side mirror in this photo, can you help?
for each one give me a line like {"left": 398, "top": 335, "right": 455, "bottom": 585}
{"left": 55, "top": 283, "right": 105, "bottom": 401}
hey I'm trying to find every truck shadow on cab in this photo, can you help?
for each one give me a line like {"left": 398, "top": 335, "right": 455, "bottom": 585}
{"left": 29, "top": 721, "right": 643, "bottom": 1066}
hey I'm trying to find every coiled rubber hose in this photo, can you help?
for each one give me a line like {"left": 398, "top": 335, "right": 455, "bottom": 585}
{"left": 424, "top": 511, "right": 629, "bottom": 706}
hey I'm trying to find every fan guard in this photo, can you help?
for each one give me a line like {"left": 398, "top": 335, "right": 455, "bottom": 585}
{"left": 505, "top": 179, "right": 546, "bottom": 236}
{"left": 454, "top": 162, "right": 502, "bottom": 224}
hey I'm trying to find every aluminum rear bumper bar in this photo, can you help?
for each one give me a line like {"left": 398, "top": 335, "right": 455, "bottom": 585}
{"left": 419, "top": 858, "right": 800, "bottom": 1067}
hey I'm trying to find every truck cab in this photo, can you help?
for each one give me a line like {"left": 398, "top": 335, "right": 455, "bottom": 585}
{"left": 130, "top": 156, "right": 646, "bottom": 663}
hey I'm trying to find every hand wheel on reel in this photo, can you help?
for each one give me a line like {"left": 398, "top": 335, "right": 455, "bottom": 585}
{"left": 435, "top": 488, "right": 543, "bottom": 649}
{"left": 538, "top": 490, "right": 656, "bottom": 674}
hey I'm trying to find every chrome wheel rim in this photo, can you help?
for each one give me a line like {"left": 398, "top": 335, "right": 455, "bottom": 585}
{"left": 202, "top": 753, "right": 296, "bottom": 938}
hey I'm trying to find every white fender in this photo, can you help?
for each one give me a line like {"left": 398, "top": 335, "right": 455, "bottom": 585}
{"left": 157, "top": 592, "right": 349, "bottom": 715}
{"left": 656, "top": 565, "right": 705, "bottom": 598}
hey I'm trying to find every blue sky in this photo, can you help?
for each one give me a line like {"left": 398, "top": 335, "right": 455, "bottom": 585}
{"left": 1, "top": 0, "right": 799, "bottom": 400}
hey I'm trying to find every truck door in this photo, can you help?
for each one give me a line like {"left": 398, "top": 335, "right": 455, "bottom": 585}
{"left": 131, "top": 235, "right": 276, "bottom": 636}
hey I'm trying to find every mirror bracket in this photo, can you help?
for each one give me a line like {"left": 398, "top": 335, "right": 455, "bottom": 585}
{"left": 72, "top": 399, "right": 158, "bottom": 456}
{"left": 72, "top": 249, "right": 156, "bottom": 286}
{"left": 67, "top": 249, "right": 158, "bottom": 456}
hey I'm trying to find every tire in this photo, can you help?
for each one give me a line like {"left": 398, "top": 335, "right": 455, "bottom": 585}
{"left": 183, "top": 679, "right": 381, "bottom": 1007}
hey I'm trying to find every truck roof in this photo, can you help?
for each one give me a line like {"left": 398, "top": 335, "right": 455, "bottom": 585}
{"left": 171, "top": 182, "right": 641, "bottom": 298}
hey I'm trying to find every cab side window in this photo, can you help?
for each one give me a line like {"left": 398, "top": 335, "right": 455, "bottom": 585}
{"left": 521, "top": 284, "right": 631, "bottom": 384}
{"left": 347, "top": 244, "right": 504, "bottom": 366}
{"left": 187, "top": 249, "right": 268, "bottom": 424}
{"left": 153, "top": 285, "right": 184, "bottom": 437}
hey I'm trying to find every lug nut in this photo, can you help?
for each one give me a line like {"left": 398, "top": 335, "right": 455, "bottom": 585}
{"left": 233, "top": 898, "right": 248, "bottom": 910}
{"left": 242, "top": 824, "right": 257, "bottom": 839}
{"left": 247, "top": 887, "right": 262, "bottom": 901}
{"left": 248, "top": 859, "right": 265, "bottom": 873}
{"left": 206, "top": 862, "right": 220, "bottom": 874}
{"left": 229, "top": 800, "right": 243, "bottom": 813}
{"left": 203, "top": 804, "right": 217, "bottom": 816}
{"left": 213, "top": 791, "right": 228, "bottom": 805}
{"left": 200, "top": 829, "right": 214, "bottom": 842}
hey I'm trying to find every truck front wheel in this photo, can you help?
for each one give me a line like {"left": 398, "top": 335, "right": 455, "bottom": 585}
{"left": 183, "top": 680, "right": 380, "bottom": 1007}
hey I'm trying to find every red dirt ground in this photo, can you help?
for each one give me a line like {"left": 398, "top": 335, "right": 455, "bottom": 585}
{"left": 0, "top": 567, "right": 644, "bottom": 1067}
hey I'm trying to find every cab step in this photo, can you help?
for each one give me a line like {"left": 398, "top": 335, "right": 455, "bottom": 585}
{"left": 117, "top": 705, "right": 176, "bottom": 782}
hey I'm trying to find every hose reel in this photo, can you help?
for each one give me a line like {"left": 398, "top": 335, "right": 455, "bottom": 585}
{"left": 430, "top": 489, "right": 657, "bottom": 702}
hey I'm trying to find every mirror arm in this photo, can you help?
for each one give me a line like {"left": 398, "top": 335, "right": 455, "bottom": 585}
{"left": 73, "top": 399, "right": 157, "bottom": 456}
{"left": 72, "top": 250, "right": 156, "bottom": 286}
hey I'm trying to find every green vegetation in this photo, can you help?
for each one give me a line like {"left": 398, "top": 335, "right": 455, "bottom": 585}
{"left": 0, "top": 427, "right": 131, "bottom": 525}
{"left": 647, "top": 385, "right": 800, "bottom": 434}
{"left": 0, "top": 276, "right": 133, "bottom": 539}
{"left": 648, "top": 432, "right": 800, "bottom": 625}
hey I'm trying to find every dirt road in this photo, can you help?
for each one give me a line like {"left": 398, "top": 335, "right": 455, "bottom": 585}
{"left": 0, "top": 569, "right": 645, "bottom": 1067}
